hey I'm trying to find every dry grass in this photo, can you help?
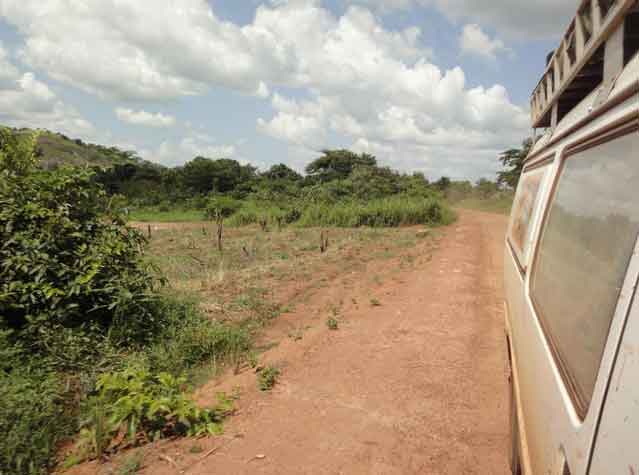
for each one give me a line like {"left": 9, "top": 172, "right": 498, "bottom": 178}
{"left": 142, "top": 223, "right": 427, "bottom": 326}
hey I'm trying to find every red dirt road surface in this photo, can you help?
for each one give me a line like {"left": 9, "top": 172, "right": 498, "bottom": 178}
{"left": 73, "top": 210, "right": 511, "bottom": 475}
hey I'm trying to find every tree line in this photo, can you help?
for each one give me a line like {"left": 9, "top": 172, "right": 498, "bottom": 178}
{"left": 95, "top": 140, "right": 532, "bottom": 211}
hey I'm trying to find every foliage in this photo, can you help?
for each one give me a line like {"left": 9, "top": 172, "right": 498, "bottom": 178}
{"left": 326, "top": 316, "right": 339, "bottom": 330}
{"left": 0, "top": 130, "right": 161, "bottom": 365}
{"left": 297, "top": 196, "right": 453, "bottom": 228}
{"left": 454, "top": 194, "right": 515, "bottom": 215}
{"left": 182, "top": 157, "right": 256, "bottom": 195}
{"left": 205, "top": 195, "right": 242, "bottom": 221}
{"left": 142, "top": 297, "right": 252, "bottom": 375}
{"left": 497, "top": 138, "right": 533, "bottom": 189}
{"left": 262, "top": 163, "right": 302, "bottom": 182}
{"left": 434, "top": 176, "right": 451, "bottom": 191}
{"left": 74, "top": 367, "right": 230, "bottom": 460}
{"left": 0, "top": 355, "right": 66, "bottom": 475}
{"left": 443, "top": 177, "right": 514, "bottom": 215}
{"left": 305, "top": 149, "right": 377, "bottom": 183}
{"left": 257, "top": 366, "right": 280, "bottom": 391}
{"left": 0, "top": 127, "right": 39, "bottom": 174}
{"left": 225, "top": 201, "right": 301, "bottom": 228}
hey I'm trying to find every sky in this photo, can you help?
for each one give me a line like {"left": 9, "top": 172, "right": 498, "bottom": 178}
{"left": 0, "top": 0, "right": 577, "bottom": 180}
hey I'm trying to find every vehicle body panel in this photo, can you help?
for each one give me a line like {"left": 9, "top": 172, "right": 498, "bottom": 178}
{"left": 505, "top": 49, "right": 639, "bottom": 474}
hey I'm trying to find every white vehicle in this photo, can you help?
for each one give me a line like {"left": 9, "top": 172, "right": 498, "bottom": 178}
{"left": 504, "top": 1, "right": 639, "bottom": 474}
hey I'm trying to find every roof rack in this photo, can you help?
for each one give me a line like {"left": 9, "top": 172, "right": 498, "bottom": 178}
{"left": 531, "top": 0, "right": 639, "bottom": 129}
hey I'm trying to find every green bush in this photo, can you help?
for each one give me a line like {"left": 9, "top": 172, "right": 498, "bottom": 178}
{"left": 257, "top": 366, "right": 280, "bottom": 391}
{"left": 205, "top": 195, "right": 242, "bottom": 220}
{"left": 0, "top": 129, "right": 160, "bottom": 365}
{"left": 74, "top": 367, "right": 231, "bottom": 461}
{"left": 0, "top": 361, "right": 66, "bottom": 475}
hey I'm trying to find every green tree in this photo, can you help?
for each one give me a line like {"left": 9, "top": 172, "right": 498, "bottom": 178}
{"left": 434, "top": 176, "right": 451, "bottom": 191}
{"left": 0, "top": 129, "right": 158, "bottom": 360}
{"left": 181, "top": 157, "right": 256, "bottom": 194}
{"left": 305, "top": 150, "right": 377, "bottom": 182}
{"left": 347, "top": 165, "right": 401, "bottom": 199}
{"left": 497, "top": 139, "right": 533, "bottom": 189}
{"left": 262, "top": 163, "right": 302, "bottom": 182}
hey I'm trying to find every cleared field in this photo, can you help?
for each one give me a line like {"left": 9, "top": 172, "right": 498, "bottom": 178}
{"left": 75, "top": 210, "right": 510, "bottom": 475}
{"left": 137, "top": 222, "right": 438, "bottom": 330}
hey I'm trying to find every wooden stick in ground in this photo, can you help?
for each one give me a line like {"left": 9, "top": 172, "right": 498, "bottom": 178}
{"left": 216, "top": 217, "right": 224, "bottom": 252}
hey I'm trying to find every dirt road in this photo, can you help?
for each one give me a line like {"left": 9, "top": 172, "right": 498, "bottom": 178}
{"left": 93, "top": 210, "right": 510, "bottom": 475}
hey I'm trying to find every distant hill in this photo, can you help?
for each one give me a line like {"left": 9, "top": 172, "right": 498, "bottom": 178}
{"left": 6, "top": 126, "right": 142, "bottom": 169}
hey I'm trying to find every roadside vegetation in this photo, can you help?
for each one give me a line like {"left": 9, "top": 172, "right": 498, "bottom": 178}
{"left": 1, "top": 123, "right": 526, "bottom": 474}
{"left": 0, "top": 131, "right": 248, "bottom": 474}
{"left": 0, "top": 130, "right": 453, "bottom": 475}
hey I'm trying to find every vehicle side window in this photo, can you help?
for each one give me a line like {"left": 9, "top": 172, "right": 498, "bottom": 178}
{"left": 531, "top": 132, "right": 639, "bottom": 415}
{"left": 508, "top": 165, "right": 547, "bottom": 268}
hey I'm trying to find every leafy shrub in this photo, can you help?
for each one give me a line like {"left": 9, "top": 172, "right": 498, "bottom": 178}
{"left": 0, "top": 361, "right": 66, "bottom": 475}
{"left": 74, "top": 367, "right": 231, "bottom": 460}
{"left": 205, "top": 195, "right": 242, "bottom": 220}
{"left": 0, "top": 129, "right": 160, "bottom": 365}
{"left": 326, "top": 316, "right": 339, "bottom": 330}
{"left": 257, "top": 366, "right": 280, "bottom": 391}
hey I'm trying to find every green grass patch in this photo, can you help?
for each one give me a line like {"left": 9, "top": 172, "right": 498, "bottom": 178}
{"left": 297, "top": 196, "right": 454, "bottom": 228}
{"left": 454, "top": 194, "right": 514, "bottom": 215}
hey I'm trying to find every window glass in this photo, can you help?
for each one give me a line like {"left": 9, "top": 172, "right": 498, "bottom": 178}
{"left": 532, "top": 132, "right": 639, "bottom": 413}
{"left": 508, "top": 166, "right": 547, "bottom": 266}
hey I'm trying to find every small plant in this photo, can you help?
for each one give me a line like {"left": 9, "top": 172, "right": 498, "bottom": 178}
{"left": 71, "top": 367, "right": 231, "bottom": 462}
{"left": 247, "top": 351, "right": 259, "bottom": 369}
{"left": 326, "top": 316, "right": 339, "bottom": 330}
{"left": 370, "top": 298, "right": 381, "bottom": 307}
{"left": 257, "top": 366, "right": 280, "bottom": 391}
{"left": 117, "top": 450, "right": 144, "bottom": 475}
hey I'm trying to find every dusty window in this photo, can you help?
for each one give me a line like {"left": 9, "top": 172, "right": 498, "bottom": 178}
{"left": 508, "top": 166, "right": 547, "bottom": 268}
{"left": 532, "top": 132, "right": 639, "bottom": 414}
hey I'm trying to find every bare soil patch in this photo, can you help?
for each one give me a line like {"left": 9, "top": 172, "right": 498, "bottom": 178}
{"left": 65, "top": 210, "right": 509, "bottom": 475}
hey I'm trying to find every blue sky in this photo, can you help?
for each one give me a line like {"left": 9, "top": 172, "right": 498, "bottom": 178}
{"left": 0, "top": 0, "right": 576, "bottom": 180}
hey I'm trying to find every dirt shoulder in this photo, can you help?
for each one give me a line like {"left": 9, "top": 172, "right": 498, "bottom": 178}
{"left": 72, "top": 210, "right": 510, "bottom": 475}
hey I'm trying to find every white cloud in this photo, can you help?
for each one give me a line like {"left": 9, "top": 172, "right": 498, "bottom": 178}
{"left": 144, "top": 136, "right": 237, "bottom": 167}
{"left": 0, "top": 0, "right": 428, "bottom": 101}
{"left": 0, "top": 42, "right": 19, "bottom": 87}
{"left": 347, "top": 0, "right": 574, "bottom": 39}
{"left": 115, "top": 107, "right": 176, "bottom": 128}
{"left": 459, "top": 24, "right": 512, "bottom": 60}
{"left": 0, "top": 46, "right": 95, "bottom": 138}
{"left": 0, "top": 0, "right": 530, "bottom": 178}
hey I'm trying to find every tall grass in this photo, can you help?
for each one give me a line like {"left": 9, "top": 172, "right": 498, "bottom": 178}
{"left": 226, "top": 201, "right": 300, "bottom": 227}
{"left": 297, "top": 196, "right": 454, "bottom": 228}
{"left": 129, "top": 195, "right": 455, "bottom": 228}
